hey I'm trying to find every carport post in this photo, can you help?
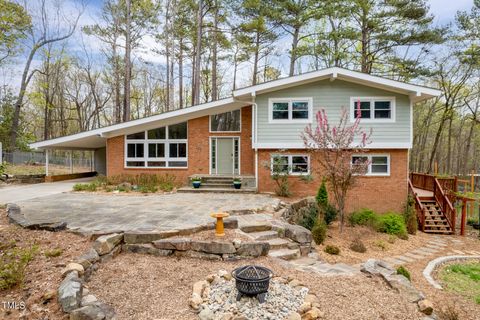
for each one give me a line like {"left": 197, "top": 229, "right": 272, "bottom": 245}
{"left": 90, "top": 150, "right": 94, "bottom": 172}
{"left": 45, "top": 150, "right": 49, "bottom": 176}
{"left": 69, "top": 150, "right": 73, "bottom": 173}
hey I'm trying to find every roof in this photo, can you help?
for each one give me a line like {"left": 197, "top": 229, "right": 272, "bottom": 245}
{"left": 233, "top": 67, "right": 441, "bottom": 103}
{"left": 30, "top": 67, "right": 442, "bottom": 150}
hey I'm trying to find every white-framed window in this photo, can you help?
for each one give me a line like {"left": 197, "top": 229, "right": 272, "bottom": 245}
{"left": 268, "top": 98, "right": 313, "bottom": 123}
{"left": 351, "top": 154, "right": 390, "bottom": 176}
{"left": 271, "top": 154, "right": 310, "bottom": 175}
{"left": 125, "top": 122, "right": 188, "bottom": 168}
{"left": 209, "top": 109, "right": 241, "bottom": 132}
{"left": 350, "top": 97, "right": 395, "bottom": 123}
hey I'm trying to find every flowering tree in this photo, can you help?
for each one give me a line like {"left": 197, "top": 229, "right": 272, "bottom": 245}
{"left": 302, "top": 104, "right": 372, "bottom": 232}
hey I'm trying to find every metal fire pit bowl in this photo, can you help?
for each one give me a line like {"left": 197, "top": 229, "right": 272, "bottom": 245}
{"left": 231, "top": 265, "right": 273, "bottom": 303}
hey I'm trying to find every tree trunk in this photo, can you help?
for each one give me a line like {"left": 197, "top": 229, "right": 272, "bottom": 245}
{"left": 252, "top": 31, "right": 260, "bottom": 86}
{"left": 123, "top": 0, "right": 132, "bottom": 122}
{"left": 178, "top": 37, "right": 184, "bottom": 108}
{"left": 211, "top": 0, "right": 218, "bottom": 101}
{"left": 289, "top": 27, "right": 300, "bottom": 76}
{"left": 192, "top": 0, "right": 203, "bottom": 105}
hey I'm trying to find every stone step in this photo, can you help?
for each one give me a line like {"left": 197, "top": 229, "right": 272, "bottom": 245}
{"left": 177, "top": 187, "right": 257, "bottom": 194}
{"left": 268, "top": 248, "right": 300, "bottom": 261}
{"left": 266, "top": 238, "right": 290, "bottom": 250}
{"left": 248, "top": 230, "right": 279, "bottom": 241}
{"left": 240, "top": 222, "right": 272, "bottom": 233}
{"left": 202, "top": 183, "right": 235, "bottom": 188}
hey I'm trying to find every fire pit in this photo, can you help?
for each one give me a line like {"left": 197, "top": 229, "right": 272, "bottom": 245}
{"left": 231, "top": 265, "right": 273, "bottom": 303}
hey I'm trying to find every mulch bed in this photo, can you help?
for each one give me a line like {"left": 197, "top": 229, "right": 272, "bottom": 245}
{"left": 0, "top": 209, "right": 90, "bottom": 320}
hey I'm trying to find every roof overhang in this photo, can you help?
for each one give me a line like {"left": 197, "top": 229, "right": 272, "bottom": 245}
{"left": 233, "top": 67, "right": 442, "bottom": 103}
{"left": 30, "top": 98, "right": 250, "bottom": 150}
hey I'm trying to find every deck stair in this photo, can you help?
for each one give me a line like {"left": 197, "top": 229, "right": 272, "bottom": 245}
{"left": 420, "top": 199, "right": 453, "bottom": 234}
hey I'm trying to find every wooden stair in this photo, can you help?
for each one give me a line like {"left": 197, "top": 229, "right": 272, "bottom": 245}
{"left": 420, "top": 198, "right": 453, "bottom": 234}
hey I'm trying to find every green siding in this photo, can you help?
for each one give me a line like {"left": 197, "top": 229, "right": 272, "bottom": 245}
{"left": 255, "top": 79, "right": 411, "bottom": 147}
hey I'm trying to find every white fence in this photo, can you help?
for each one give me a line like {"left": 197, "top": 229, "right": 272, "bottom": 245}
{"left": 3, "top": 151, "right": 93, "bottom": 169}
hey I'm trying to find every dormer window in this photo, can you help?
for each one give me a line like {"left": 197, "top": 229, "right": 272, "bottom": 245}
{"left": 350, "top": 97, "right": 395, "bottom": 123}
{"left": 268, "top": 98, "right": 313, "bottom": 123}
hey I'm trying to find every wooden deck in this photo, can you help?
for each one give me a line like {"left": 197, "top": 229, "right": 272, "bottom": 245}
{"left": 413, "top": 187, "right": 433, "bottom": 198}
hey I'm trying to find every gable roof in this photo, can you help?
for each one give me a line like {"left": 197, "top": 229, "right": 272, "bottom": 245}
{"left": 233, "top": 67, "right": 441, "bottom": 103}
{"left": 30, "top": 67, "right": 441, "bottom": 150}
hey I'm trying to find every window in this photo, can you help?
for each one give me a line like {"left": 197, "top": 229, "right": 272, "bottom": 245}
{"left": 271, "top": 155, "right": 310, "bottom": 175}
{"left": 269, "top": 98, "right": 313, "bottom": 123}
{"left": 210, "top": 109, "right": 241, "bottom": 132}
{"left": 125, "top": 122, "right": 188, "bottom": 168}
{"left": 350, "top": 97, "right": 395, "bottom": 122}
{"left": 351, "top": 154, "right": 390, "bottom": 176}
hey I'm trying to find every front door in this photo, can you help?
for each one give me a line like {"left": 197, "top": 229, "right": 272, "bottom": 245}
{"left": 211, "top": 137, "right": 239, "bottom": 175}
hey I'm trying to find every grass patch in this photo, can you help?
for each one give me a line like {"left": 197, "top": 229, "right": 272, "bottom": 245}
{"left": 397, "top": 266, "right": 411, "bottom": 280}
{"left": 349, "top": 209, "right": 407, "bottom": 239}
{"left": 440, "top": 262, "right": 480, "bottom": 304}
{"left": 0, "top": 242, "right": 38, "bottom": 290}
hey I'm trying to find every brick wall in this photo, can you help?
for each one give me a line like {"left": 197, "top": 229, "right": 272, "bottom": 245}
{"left": 257, "top": 149, "right": 408, "bottom": 213}
{"left": 106, "top": 106, "right": 254, "bottom": 185}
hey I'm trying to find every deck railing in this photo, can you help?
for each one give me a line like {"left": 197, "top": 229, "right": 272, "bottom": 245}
{"left": 408, "top": 179, "right": 426, "bottom": 232}
{"left": 433, "top": 178, "right": 456, "bottom": 232}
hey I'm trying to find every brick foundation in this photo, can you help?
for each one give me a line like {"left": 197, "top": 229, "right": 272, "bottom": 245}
{"left": 257, "top": 149, "right": 408, "bottom": 213}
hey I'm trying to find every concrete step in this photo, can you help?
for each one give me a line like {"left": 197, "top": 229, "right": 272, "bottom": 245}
{"left": 240, "top": 222, "right": 272, "bottom": 233}
{"left": 177, "top": 187, "right": 257, "bottom": 194}
{"left": 248, "top": 230, "right": 279, "bottom": 241}
{"left": 202, "top": 183, "right": 234, "bottom": 188}
{"left": 266, "top": 238, "right": 290, "bottom": 250}
{"left": 268, "top": 248, "right": 300, "bottom": 261}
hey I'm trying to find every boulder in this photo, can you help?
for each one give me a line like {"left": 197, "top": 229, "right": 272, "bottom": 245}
{"left": 191, "top": 240, "right": 236, "bottom": 254}
{"left": 298, "top": 302, "right": 312, "bottom": 314}
{"left": 287, "top": 311, "right": 302, "bottom": 320}
{"left": 236, "top": 242, "right": 270, "bottom": 257}
{"left": 70, "top": 302, "right": 116, "bottom": 320}
{"left": 361, "top": 259, "right": 396, "bottom": 278}
{"left": 99, "top": 245, "right": 122, "bottom": 263}
{"left": 81, "top": 295, "right": 98, "bottom": 307}
{"left": 418, "top": 299, "right": 434, "bottom": 315}
{"left": 192, "top": 280, "right": 208, "bottom": 297}
{"left": 76, "top": 249, "right": 100, "bottom": 269}
{"left": 174, "top": 250, "right": 222, "bottom": 261}
{"left": 62, "top": 263, "right": 85, "bottom": 277}
{"left": 123, "top": 243, "right": 173, "bottom": 256}
{"left": 385, "top": 274, "right": 425, "bottom": 303}
{"left": 301, "top": 306, "right": 324, "bottom": 320}
{"left": 93, "top": 233, "right": 123, "bottom": 255}
{"left": 223, "top": 217, "right": 239, "bottom": 229}
{"left": 199, "top": 307, "right": 214, "bottom": 320}
{"left": 124, "top": 230, "right": 178, "bottom": 244}
{"left": 188, "top": 293, "right": 203, "bottom": 310}
{"left": 284, "top": 224, "right": 312, "bottom": 244}
{"left": 58, "top": 274, "right": 82, "bottom": 312}
{"left": 153, "top": 238, "right": 191, "bottom": 251}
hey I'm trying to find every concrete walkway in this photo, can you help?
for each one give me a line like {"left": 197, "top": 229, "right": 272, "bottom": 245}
{"left": 16, "top": 192, "right": 280, "bottom": 234}
{"left": 0, "top": 177, "right": 95, "bottom": 204}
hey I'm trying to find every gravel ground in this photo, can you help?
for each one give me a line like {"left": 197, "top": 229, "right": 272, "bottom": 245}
{"left": 0, "top": 209, "right": 90, "bottom": 320}
{"left": 87, "top": 253, "right": 424, "bottom": 320}
{"left": 314, "top": 222, "right": 430, "bottom": 265}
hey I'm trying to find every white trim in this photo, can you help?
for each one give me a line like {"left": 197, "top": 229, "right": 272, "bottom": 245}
{"left": 409, "top": 99, "right": 413, "bottom": 146}
{"left": 350, "top": 96, "right": 396, "bottom": 123}
{"left": 270, "top": 154, "right": 311, "bottom": 176}
{"left": 352, "top": 153, "right": 391, "bottom": 177}
{"left": 124, "top": 122, "right": 188, "bottom": 169}
{"left": 209, "top": 136, "right": 241, "bottom": 175}
{"left": 208, "top": 109, "right": 242, "bottom": 133}
{"left": 254, "top": 142, "right": 412, "bottom": 149}
{"left": 268, "top": 97, "right": 313, "bottom": 124}
{"left": 233, "top": 67, "right": 441, "bottom": 101}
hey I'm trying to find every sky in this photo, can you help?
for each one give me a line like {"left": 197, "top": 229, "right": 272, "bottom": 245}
{"left": 1, "top": 0, "right": 477, "bottom": 91}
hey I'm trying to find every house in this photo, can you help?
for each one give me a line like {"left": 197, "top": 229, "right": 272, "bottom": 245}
{"left": 30, "top": 67, "right": 441, "bottom": 213}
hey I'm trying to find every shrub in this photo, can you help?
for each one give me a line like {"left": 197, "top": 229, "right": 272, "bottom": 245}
{"left": 316, "top": 180, "right": 328, "bottom": 207}
{"left": 375, "top": 240, "right": 387, "bottom": 251}
{"left": 403, "top": 195, "right": 417, "bottom": 235}
{"left": 324, "top": 245, "right": 340, "bottom": 255}
{"left": 467, "top": 218, "right": 478, "bottom": 226}
{"left": 322, "top": 204, "right": 338, "bottom": 225}
{"left": 349, "top": 237, "right": 367, "bottom": 253}
{"left": 44, "top": 248, "right": 63, "bottom": 258}
{"left": 396, "top": 266, "right": 411, "bottom": 280}
{"left": 349, "top": 209, "right": 377, "bottom": 226}
{"left": 311, "top": 220, "right": 327, "bottom": 245}
{"left": 374, "top": 213, "right": 408, "bottom": 238}
{"left": 298, "top": 203, "right": 320, "bottom": 231}
{"left": 73, "top": 183, "right": 97, "bottom": 192}
{"left": 0, "top": 244, "right": 38, "bottom": 290}
{"left": 387, "top": 235, "right": 397, "bottom": 244}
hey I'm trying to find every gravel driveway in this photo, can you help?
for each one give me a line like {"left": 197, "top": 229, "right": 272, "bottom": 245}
{"left": 16, "top": 192, "right": 279, "bottom": 234}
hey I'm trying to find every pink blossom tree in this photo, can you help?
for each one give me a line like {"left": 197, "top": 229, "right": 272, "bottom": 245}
{"left": 302, "top": 104, "right": 372, "bottom": 232}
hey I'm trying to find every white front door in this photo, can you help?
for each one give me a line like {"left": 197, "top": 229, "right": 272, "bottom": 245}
{"left": 211, "top": 137, "right": 239, "bottom": 175}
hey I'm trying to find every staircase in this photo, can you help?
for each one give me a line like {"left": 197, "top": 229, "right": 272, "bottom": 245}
{"left": 420, "top": 199, "right": 453, "bottom": 234}
{"left": 239, "top": 222, "right": 301, "bottom": 260}
{"left": 177, "top": 175, "right": 257, "bottom": 193}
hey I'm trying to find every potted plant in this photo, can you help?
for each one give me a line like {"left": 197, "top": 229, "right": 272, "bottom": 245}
{"left": 192, "top": 177, "right": 202, "bottom": 189}
{"left": 233, "top": 177, "right": 242, "bottom": 189}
